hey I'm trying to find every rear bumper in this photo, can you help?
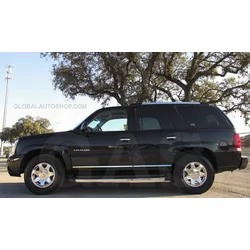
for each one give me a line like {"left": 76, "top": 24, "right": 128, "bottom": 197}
{"left": 216, "top": 156, "right": 248, "bottom": 173}
{"left": 239, "top": 156, "right": 248, "bottom": 170}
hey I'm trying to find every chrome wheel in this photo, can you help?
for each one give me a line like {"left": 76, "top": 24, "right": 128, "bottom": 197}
{"left": 31, "top": 163, "right": 56, "bottom": 188}
{"left": 183, "top": 162, "right": 207, "bottom": 187}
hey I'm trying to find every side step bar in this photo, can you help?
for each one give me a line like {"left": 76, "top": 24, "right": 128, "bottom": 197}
{"left": 74, "top": 177, "right": 169, "bottom": 183}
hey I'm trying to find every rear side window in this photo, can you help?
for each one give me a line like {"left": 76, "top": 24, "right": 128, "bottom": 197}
{"left": 139, "top": 117, "right": 161, "bottom": 130}
{"left": 135, "top": 105, "right": 179, "bottom": 131}
{"left": 175, "top": 105, "right": 232, "bottom": 129}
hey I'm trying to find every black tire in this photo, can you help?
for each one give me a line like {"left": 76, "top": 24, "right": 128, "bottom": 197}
{"left": 24, "top": 154, "right": 65, "bottom": 195}
{"left": 172, "top": 154, "right": 215, "bottom": 194}
{"left": 62, "top": 178, "right": 76, "bottom": 188}
{"left": 64, "top": 178, "right": 76, "bottom": 183}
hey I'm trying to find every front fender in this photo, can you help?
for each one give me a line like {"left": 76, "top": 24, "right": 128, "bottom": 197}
{"left": 19, "top": 145, "right": 72, "bottom": 172}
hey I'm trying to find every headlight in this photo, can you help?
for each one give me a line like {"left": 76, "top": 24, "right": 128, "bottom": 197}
{"left": 10, "top": 139, "right": 19, "bottom": 156}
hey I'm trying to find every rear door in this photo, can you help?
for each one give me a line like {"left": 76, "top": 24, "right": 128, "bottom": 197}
{"left": 131, "top": 105, "right": 183, "bottom": 178}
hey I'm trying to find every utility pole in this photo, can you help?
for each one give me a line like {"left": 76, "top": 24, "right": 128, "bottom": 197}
{"left": 0, "top": 65, "right": 14, "bottom": 156}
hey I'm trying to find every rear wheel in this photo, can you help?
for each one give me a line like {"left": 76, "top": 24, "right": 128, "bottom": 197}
{"left": 172, "top": 154, "right": 215, "bottom": 194}
{"left": 24, "top": 154, "right": 65, "bottom": 195}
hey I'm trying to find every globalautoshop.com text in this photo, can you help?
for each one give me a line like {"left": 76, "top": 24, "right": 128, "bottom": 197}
{"left": 13, "top": 104, "right": 87, "bottom": 109}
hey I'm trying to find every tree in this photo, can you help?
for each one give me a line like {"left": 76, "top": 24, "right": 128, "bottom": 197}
{"left": 0, "top": 116, "right": 54, "bottom": 144}
{"left": 0, "top": 127, "right": 13, "bottom": 143}
{"left": 41, "top": 52, "right": 250, "bottom": 124}
{"left": 3, "top": 146, "right": 8, "bottom": 154}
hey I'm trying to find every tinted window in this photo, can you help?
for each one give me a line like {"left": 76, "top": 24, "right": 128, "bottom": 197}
{"left": 135, "top": 106, "right": 178, "bottom": 131}
{"left": 88, "top": 108, "right": 128, "bottom": 132}
{"left": 139, "top": 117, "right": 161, "bottom": 130}
{"left": 101, "top": 118, "right": 127, "bottom": 131}
{"left": 175, "top": 105, "right": 231, "bottom": 129}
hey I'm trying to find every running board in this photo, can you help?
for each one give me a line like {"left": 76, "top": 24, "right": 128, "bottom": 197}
{"left": 74, "top": 177, "right": 169, "bottom": 183}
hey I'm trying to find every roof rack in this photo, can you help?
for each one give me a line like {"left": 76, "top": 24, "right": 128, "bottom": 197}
{"left": 142, "top": 101, "right": 201, "bottom": 105}
{"left": 129, "top": 101, "right": 209, "bottom": 106}
{"left": 129, "top": 103, "right": 142, "bottom": 106}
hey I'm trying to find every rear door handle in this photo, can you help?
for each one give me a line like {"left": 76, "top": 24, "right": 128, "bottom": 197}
{"left": 120, "top": 138, "right": 131, "bottom": 142}
{"left": 166, "top": 136, "right": 176, "bottom": 140}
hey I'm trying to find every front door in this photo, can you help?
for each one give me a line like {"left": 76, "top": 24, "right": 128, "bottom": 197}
{"left": 71, "top": 107, "right": 134, "bottom": 179}
{"left": 131, "top": 105, "right": 183, "bottom": 179}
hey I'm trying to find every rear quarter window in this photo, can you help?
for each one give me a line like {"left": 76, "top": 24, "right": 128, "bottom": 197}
{"left": 174, "top": 105, "right": 233, "bottom": 129}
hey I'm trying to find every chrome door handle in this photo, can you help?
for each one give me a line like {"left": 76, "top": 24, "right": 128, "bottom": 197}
{"left": 166, "top": 136, "right": 176, "bottom": 140}
{"left": 120, "top": 138, "right": 131, "bottom": 142}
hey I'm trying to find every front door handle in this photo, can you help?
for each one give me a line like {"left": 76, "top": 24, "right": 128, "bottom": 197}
{"left": 166, "top": 136, "right": 176, "bottom": 140}
{"left": 120, "top": 138, "right": 131, "bottom": 142}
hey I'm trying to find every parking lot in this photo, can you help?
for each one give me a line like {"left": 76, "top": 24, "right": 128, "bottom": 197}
{"left": 0, "top": 159, "right": 250, "bottom": 198}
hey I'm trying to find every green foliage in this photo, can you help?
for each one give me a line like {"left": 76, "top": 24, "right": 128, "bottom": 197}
{"left": 41, "top": 52, "right": 250, "bottom": 124}
{"left": 0, "top": 127, "right": 13, "bottom": 143}
{"left": 0, "top": 116, "right": 54, "bottom": 144}
{"left": 3, "top": 146, "right": 8, "bottom": 153}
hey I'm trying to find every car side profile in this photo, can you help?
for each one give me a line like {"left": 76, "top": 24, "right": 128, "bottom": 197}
{"left": 7, "top": 102, "right": 248, "bottom": 195}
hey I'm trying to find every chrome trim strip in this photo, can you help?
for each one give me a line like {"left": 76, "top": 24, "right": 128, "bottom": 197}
{"left": 72, "top": 164, "right": 172, "bottom": 169}
{"left": 74, "top": 178, "right": 168, "bottom": 183}
{"left": 166, "top": 137, "right": 176, "bottom": 140}
{"left": 73, "top": 165, "right": 133, "bottom": 169}
{"left": 120, "top": 138, "right": 131, "bottom": 141}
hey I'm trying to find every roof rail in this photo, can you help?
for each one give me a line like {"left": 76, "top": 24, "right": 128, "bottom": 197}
{"left": 129, "top": 101, "right": 209, "bottom": 106}
{"left": 129, "top": 103, "right": 142, "bottom": 106}
{"left": 141, "top": 101, "right": 201, "bottom": 105}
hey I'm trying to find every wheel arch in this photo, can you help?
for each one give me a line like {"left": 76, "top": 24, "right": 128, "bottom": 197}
{"left": 20, "top": 149, "right": 68, "bottom": 174}
{"left": 172, "top": 147, "right": 218, "bottom": 172}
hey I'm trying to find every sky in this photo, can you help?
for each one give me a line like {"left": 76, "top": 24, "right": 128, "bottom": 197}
{"left": 0, "top": 52, "right": 249, "bottom": 135}
{"left": 0, "top": 52, "right": 118, "bottom": 133}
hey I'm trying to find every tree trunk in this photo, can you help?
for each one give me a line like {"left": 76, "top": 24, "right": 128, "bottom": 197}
{"left": 183, "top": 90, "right": 191, "bottom": 101}
{"left": 183, "top": 80, "right": 193, "bottom": 101}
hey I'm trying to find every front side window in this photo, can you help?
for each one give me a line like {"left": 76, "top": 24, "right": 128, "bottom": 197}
{"left": 88, "top": 108, "right": 128, "bottom": 132}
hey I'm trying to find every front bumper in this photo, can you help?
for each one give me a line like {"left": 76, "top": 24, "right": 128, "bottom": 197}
{"left": 239, "top": 156, "right": 249, "bottom": 170}
{"left": 7, "top": 154, "right": 22, "bottom": 177}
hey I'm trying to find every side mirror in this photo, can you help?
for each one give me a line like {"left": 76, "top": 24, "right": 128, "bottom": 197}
{"left": 80, "top": 122, "right": 88, "bottom": 132}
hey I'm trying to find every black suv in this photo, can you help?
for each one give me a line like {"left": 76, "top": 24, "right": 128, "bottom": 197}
{"left": 7, "top": 102, "right": 248, "bottom": 195}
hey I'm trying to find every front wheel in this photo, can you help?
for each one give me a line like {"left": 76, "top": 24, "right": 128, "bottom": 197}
{"left": 172, "top": 154, "right": 215, "bottom": 194}
{"left": 24, "top": 154, "right": 65, "bottom": 195}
